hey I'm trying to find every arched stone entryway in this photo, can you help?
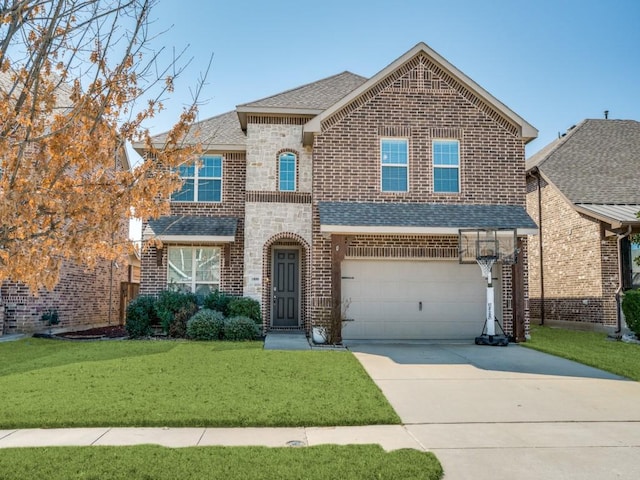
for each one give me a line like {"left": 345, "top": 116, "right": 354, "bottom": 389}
{"left": 262, "top": 233, "right": 310, "bottom": 331}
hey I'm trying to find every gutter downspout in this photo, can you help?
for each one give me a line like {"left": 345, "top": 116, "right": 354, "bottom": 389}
{"left": 532, "top": 168, "right": 545, "bottom": 326}
{"left": 615, "top": 226, "right": 633, "bottom": 335}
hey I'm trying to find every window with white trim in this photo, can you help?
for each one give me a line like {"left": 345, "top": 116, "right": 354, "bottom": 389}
{"left": 278, "top": 152, "right": 296, "bottom": 191}
{"left": 381, "top": 138, "right": 408, "bottom": 192}
{"left": 433, "top": 140, "right": 460, "bottom": 193}
{"left": 172, "top": 155, "right": 222, "bottom": 202}
{"left": 167, "top": 246, "right": 221, "bottom": 297}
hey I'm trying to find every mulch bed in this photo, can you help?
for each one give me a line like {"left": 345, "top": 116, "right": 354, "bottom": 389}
{"left": 54, "top": 325, "right": 129, "bottom": 340}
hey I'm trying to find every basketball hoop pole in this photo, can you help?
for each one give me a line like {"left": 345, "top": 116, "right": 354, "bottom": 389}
{"left": 477, "top": 256, "right": 497, "bottom": 337}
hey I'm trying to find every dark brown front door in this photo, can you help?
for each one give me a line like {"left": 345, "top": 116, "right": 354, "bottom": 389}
{"left": 272, "top": 249, "right": 299, "bottom": 327}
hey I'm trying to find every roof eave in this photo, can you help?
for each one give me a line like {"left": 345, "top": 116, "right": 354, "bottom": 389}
{"left": 236, "top": 106, "right": 323, "bottom": 130}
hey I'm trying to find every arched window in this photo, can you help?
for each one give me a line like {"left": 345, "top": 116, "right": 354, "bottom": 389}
{"left": 278, "top": 152, "right": 296, "bottom": 192}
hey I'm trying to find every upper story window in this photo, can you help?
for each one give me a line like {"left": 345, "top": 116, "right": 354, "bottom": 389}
{"left": 278, "top": 152, "right": 296, "bottom": 192}
{"left": 381, "top": 138, "right": 408, "bottom": 192}
{"left": 433, "top": 140, "right": 460, "bottom": 193}
{"left": 172, "top": 155, "right": 222, "bottom": 202}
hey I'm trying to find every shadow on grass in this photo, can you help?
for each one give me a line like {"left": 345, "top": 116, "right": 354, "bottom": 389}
{"left": 0, "top": 338, "right": 179, "bottom": 377}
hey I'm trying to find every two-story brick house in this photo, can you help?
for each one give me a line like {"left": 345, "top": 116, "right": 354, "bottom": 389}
{"left": 138, "top": 43, "right": 538, "bottom": 341}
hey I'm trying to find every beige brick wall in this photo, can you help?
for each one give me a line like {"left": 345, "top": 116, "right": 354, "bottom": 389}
{"left": 246, "top": 123, "right": 313, "bottom": 192}
{"left": 526, "top": 175, "right": 619, "bottom": 326}
{"left": 243, "top": 202, "right": 312, "bottom": 300}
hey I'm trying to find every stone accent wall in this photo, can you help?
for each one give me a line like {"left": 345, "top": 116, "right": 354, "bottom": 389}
{"left": 140, "top": 152, "right": 246, "bottom": 297}
{"left": 1, "top": 257, "right": 127, "bottom": 333}
{"left": 246, "top": 123, "right": 313, "bottom": 192}
{"left": 311, "top": 56, "right": 528, "bottom": 335}
{"left": 526, "top": 175, "right": 618, "bottom": 327}
{"left": 243, "top": 202, "right": 312, "bottom": 300}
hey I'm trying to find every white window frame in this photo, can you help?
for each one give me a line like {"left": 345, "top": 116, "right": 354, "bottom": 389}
{"left": 167, "top": 246, "right": 221, "bottom": 295}
{"left": 380, "top": 137, "right": 409, "bottom": 193}
{"left": 432, "top": 139, "right": 460, "bottom": 194}
{"left": 173, "top": 155, "right": 223, "bottom": 202}
{"left": 278, "top": 152, "right": 297, "bottom": 192}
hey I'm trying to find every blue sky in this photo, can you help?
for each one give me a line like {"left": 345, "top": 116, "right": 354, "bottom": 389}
{"left": 144, "top": 0, "right": 639, "bottom": 158}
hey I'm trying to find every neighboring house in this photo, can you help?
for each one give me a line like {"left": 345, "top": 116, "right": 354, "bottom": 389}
{"left": 137, "top": 42, "right": 538, "bottom": 341}
{"left": 526, "top": 119, "right": 640, "bottom": 332}
{"left": 0, "top": 71, "right": 130, "bottom": 335}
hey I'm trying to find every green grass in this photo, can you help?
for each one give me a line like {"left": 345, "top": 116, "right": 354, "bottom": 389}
{"left": 0, "top": 339, "right": 399, "bottom": 429}
{"left": 0, "top": 445, "right": 443, "bottom": 480}
{"left": 523, "top": 325, "right": 640, "bottom": 380}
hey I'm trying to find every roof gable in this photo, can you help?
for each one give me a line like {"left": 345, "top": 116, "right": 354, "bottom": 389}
{"left": 303, "top": 42, "right": 537, "bottom": 145}
{"left": 527, "top": 119, "right": 640, "bottom": 204}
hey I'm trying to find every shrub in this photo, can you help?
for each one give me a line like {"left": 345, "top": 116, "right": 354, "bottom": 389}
{"left": 125, "top": 295, "right": 158, "bottom": 338}
{"left": 202, "top": 290, "right": 235, "bottom": 316}
{"left": 224, "top": 316, "right": 260, "bottom": 341}
{"left": 155, "top": 290, "right": 198, "bottom": 338}
{"left": 228, "top": 297, "right": 261, "bottom": 324}
{"left": 622, "top": 289, "right": 640, "bottom": 336}
{"left": 187, "top": 309, "right": 225, "bottom": 340}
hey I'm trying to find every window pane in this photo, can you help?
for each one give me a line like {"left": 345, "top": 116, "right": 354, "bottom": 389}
{"left": 178, "top": 163, "right": 195, "bottom": 177}
{"left": 198, "top": 179, "right": 221, "bottom": 202}
{"left": 434, "top": 167, "right": 459, "bottom": 193}
{"left": 199, "top": 156, "right": 222, "bottom": 178}
{"left": 434, "top": 140, "right": 459, "bottom": 166}
{"left": 381, "top": 139, "right": 408, "bottom": 165}
{"left": 382, "top": 166, "right": 408, "bottom": 192}
{"left": 195, "top": 247, "right": 220, "bottom": 282}
{"left": 279, "top": 153, "right": 296, "bottom": 191}
{"left": 168, "top": 247, "right": 193, "bottom": 284}
{"left": 171, "top": 179, "right": 194, "bottom": 201}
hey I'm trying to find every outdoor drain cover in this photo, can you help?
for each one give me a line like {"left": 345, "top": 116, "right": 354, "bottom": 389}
{"left": 286, "top": 440, "right": 306, "bottom": 447}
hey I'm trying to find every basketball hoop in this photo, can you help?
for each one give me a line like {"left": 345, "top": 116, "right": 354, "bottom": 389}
{"left": 476, "top": 255, "right": 497, "bottom": 281}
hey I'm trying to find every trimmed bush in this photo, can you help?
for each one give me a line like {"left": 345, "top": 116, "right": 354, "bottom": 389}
{"left": 187, "top": 309, "right": 225, "bottom": 340}
{"left": 125, "top": 296, "right": 158, "bottom": 338}
{"left": 224, "top": 316, "right": 260, "bottom": 341}
{"left": 155, "top": 290, "right": 198, "bottom": 338}
{"left": 202, "top": 290, "right": 235, "bottom": 317}
{"left": 228, "top": 297, "right": 261, "bottom": 325}
{"left": 622, "top": 289, "right": 640, "bottom": 336}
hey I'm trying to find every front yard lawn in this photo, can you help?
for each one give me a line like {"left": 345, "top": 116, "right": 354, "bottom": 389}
{"left": 524, "top": 325, "right": 640, "bottom": 381}
{"left": 0, "top": 444, "right": 443, "bottom": 480}
{"left": 0, "top": 339, "right": 400, "bottom": 428}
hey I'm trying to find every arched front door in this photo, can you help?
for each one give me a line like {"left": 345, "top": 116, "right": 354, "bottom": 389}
{"left": 271, "top": 248, "right": 300, "bottom": 327}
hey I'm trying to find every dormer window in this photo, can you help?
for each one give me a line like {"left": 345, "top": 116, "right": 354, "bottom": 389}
{"left": 172, "top": 155, "right": 223, "bottom": 202}
{"left": 278, "top": 152, "right": 296, "bottom": 192}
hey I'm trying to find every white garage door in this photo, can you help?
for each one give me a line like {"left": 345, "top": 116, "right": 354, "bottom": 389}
{"left": 341, "top": 260, "right": 493, "bottom": 340}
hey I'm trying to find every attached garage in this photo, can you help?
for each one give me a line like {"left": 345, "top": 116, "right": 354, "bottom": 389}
{"left": 341, "top": 259, "right": 498, "bottom": 340}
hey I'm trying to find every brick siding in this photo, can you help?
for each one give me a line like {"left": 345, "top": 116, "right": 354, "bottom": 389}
{"left": 311, "top": 55, "right": 529, "bottom": 335}
{"left": 140, "top": 152, "right": 246, "bottom": 297}
{"left": 526, "top": 175, "right": 619, "bottom": 327}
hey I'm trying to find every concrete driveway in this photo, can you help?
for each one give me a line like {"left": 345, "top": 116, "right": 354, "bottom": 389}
{"left": 347, "top": 342, "right": 640, "bottom": 480}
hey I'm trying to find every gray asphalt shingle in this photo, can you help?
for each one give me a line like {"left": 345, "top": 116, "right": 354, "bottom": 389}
{"left": 318, "top": 202, "right": 537, "bottom": 229}
{"left": 147, "top": 216, "right": 237, "bottom": 238}
{"left": 526, "top": 119, "right": 640, "bottom": 204}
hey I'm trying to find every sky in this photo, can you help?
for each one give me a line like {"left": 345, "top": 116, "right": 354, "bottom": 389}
{"left": 130, "top": 0, "right": 640, "bottom": 238}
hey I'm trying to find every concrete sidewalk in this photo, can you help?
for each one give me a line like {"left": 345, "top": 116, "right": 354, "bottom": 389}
{"left": 0, "top": 425, "right": 419, "bottom": 451}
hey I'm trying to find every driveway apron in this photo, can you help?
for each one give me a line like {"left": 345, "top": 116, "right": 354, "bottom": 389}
{"left": 348, "top": 342, "right": 640, "bottom": 480}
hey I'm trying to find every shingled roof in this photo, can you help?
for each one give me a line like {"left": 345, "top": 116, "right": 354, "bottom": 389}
{"left": 238, "top": 71, "right": 367, "bottom": 110}
{"left": 526, "top": 119, "right": 640, "bottom": 204}
{"left": 145, "top": 215, "right": 238, "bottom": 242}
{"left": 319, "top": 202, "right": 537, "bottom": 234}
{"left": 148, "top": 110, "right": 246, "bottom": 151}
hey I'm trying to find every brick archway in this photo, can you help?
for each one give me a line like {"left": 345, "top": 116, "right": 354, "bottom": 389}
{"left": 262, "top": 232, "right": 310, "bottom": 331}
